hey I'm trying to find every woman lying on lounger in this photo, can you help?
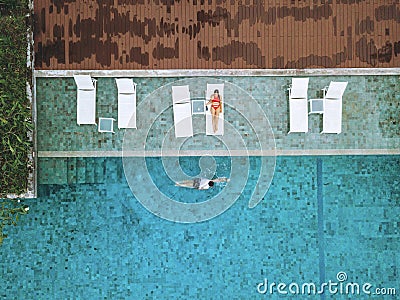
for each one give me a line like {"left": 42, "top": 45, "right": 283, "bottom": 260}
{"left": 206, "top": 89, "right": 222, "bottom": 133}
{"left": 175, "top": 177, "right": 230, "bottom": 190}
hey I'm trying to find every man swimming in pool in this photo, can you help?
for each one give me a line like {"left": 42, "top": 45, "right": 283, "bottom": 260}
{"left": 175, "top": 177, "right": 230, "bottom": 190}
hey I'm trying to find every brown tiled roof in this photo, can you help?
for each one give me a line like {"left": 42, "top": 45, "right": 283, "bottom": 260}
{"left": 34, "top": 0, "right": 400, "bottom": 70}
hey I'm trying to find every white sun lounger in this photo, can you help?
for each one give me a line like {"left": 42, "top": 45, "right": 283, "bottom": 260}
{"left": 172, "top": 85, "right": 193, "bottom": 137}
{"left": 322, "top": 81, "right": 348, "bottom": 134}
{"left": 205, "top": 83, "right": 224, "bottom": 135}
{"left": 115, "top": 78, "right": 137, "bottom": 129}
{"left": 74, "top": 75, "right": 97, "bottom": 125}
{"left": 288, "top": 78, "right": 309, "bottom": 133}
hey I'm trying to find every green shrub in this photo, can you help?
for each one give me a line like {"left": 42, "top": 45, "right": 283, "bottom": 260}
{"left": 0, "top": 0, "right": 31, "bottom": 244}
{"left": 0, "top": 0, "right": 32, "bottom": 197}
{"left": 0, "top": 199, "right": 29, "bottom": 245}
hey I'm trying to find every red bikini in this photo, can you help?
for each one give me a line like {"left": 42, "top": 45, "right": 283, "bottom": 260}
{"left": 211, "top": 96, "right": 221, "bottom": 109}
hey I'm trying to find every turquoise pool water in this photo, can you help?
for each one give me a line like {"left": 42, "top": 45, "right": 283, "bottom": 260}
{"left": 1, "top": 155, "right": 399, "bottom": 299}
{"left": 147, "top": 156, "right": 234, "bottom": 203}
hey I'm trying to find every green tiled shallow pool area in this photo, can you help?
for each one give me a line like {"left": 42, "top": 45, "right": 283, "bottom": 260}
{"left": 36, "top": 75, "right": 400, "bottom": 153}
{"left": 1, "top": 155, "right": 399, "bottom": 299}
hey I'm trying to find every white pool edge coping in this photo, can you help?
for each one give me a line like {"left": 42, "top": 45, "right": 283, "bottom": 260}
{"left": 37, "top": 149, "right": 400, "bottom": 157}
{"left": 34, "top": 68, "right": 400, "bottom": 77}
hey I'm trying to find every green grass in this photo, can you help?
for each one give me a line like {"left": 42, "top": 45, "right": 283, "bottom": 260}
{"left": 0, "top": 0, "right": 31, "bottom": 244}
{"left": 0, "top": 0, "right": 32, "bottom": 197}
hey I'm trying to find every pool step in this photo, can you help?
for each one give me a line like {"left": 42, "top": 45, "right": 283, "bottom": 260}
{"left": 64, "top": 157, "right": 122, "bottom": 184}
{"left": 94, "top": 158, "right": 106, "bottom": 184}
{"left": 76, "top": 157, "right": 86, "bottom": 184}
{"left": 105, "top": 158, "right": 118, "bottom": 183}
{"left": 115, "top": 158, "right": 124, "bottom": 183}
{"left": 105, "top": 157, "right": 124, "bottom": 183}
{"left": 38, "top": 158, "right": 68, "bottom": 185}
{"left": 85, "top": 157, "right": 96, "bottom": 184}
{"left": 67, "top": 157, "right": 77, "bottom": 184}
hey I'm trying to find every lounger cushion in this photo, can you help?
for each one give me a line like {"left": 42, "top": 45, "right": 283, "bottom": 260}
{"left": 172, "top": 85, "right": 192, "bottom": 137}
{"left": 74, "top": 75, "right": 95, "bottom": 90}
{"left": 290, "top": 78, "right": 309, "bottom": 99}
{"left": 116, "top": 79, "right": 136, "bottom": 94}
{"left": 324, "top": 82, "right": 348, "bottom": 99}
{"left": 289, "top": 99, "right": 308, "bottom": 133}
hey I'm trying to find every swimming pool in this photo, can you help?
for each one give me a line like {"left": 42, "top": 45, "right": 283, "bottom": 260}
{"left": 1, "top": 155, "right": 399, "bottom": 299}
